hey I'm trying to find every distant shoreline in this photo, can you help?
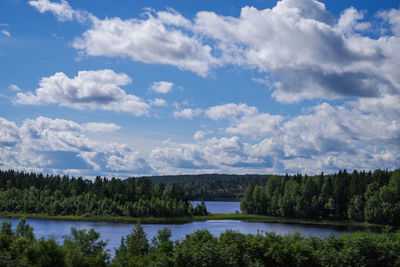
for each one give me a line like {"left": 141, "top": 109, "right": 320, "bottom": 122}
{"left": 0, "top": 213, "right": 386, "bottom": 231}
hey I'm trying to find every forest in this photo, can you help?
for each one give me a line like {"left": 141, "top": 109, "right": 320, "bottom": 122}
{"left": 0, "top": 170, "right": 208, "bottom": 218}
{"left": 2, "top": 168, "right": 400, "bottom": 225}
{"left": 241, "top": 169, "right": 400, "bottom": 225}
{"left": 1, "top": 219, "right": 400, "bottom": 267}
{"left": 150, "top": 174, "right": 270, "bottom": 201}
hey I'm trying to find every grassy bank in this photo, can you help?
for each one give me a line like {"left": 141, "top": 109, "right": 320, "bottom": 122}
{"left": 0, "top": 212, "right": 386, "bottom": 231}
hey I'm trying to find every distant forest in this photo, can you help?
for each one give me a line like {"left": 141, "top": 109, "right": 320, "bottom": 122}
{"left": 0, "top": 170, "right": 208, "bottom": 218}
{"left": 150, "top": 174, "right": 270, "bottom": 201}
{"left": 241, "top": 169, "right": 400, "bottom": 226}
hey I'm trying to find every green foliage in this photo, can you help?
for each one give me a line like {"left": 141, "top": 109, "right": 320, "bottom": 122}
{"left": 112, "top": 224, "right": 150, "bottom": 267}
{"left": 0, "top": 170, "right": 205, "bottom": 218}
{"left": 63, "top": 227, "right": 109, "bottom": 267}
{"left": 151, "top": 173, "right": 270, "bottom": 201}
{"left": 15, "top": 218, "right": 35, "bottom": 240}
{"left": 0, "top": 220, "right": 13, "bottom": 235}
{"left": 0, "top": 219, "right": 67, "bottom": 267}
{"left": 241, "top": 169, "right": 400, "bottom": 226}
{"left": 112, "top": 225, "right": 400, "bottom": 267}
{"left": 2, "top": 219, "right": 400, "bottom": 267}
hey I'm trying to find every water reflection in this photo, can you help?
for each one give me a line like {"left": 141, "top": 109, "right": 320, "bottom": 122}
{"left": 191, "top": 201, "right": 241, "bottom": 214}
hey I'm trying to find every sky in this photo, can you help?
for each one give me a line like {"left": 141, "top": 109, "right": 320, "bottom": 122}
{"left": 0, "top": 0, "right": 400, "bottom": 178}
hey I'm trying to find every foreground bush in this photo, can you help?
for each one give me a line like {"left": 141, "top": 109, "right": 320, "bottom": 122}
{"left": 1, "top": 219, "right": 399, "bottom": 267}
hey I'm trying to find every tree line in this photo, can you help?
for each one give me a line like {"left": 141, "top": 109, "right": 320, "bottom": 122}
{"left": 241, "top": 169, "right": 400, "bottom": 225}
{"left": 1, "top": 219, "right": 400, "bottom": 266}
{"left": 0, "top": 170, "right": 208, "bottom": 217}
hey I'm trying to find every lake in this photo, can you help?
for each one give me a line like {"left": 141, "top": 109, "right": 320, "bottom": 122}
{"left": 0, "top": 201, "right": 360, "bottom": 256}
{"left": 191, "top": 201, "right": 241, "bottom": 214}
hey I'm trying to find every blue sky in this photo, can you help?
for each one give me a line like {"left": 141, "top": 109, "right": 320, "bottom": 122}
{"left": 0, "top": 0, "right": 399, "bottom": 178}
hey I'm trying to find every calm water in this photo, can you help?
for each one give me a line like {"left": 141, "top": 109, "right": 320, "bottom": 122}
{"left": 0, "top": 202, "right": 360, "bottom": 256}
{"left": 192, "top": 201, "right": 241, "bottom": 214}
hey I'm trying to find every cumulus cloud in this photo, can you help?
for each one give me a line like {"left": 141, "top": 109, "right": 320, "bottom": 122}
{"left": 29, "top": 1, "right": 218, "bottom": 76}
{"left": 23, "top": 1, "right": 400, "bottom": 174}
{"left": 379, "top": 8, "right": 400, "bottom": 36}
{"left": 149, "top": 98, "right": 167, "bottom": 107}
{"left": 226, "top": 113, "right": 283, "bottom": 139}
{"left": 0, "top": 116, "right": 151, "bottom": 175}
{"left": 252, "top": 102, "right": 400, "bottom": 173}
{"left": 29, "top": 0, "right": 89, "bottom": 23}
{"left": 205, "top": 103, "right": 283, "bottom": 139}
{"left": 336, "top": 7, "right": 370, "bottom": 35}
{"left": 194, "top": 130, "right": 207, "bottom": 141}
{"left": 16, "top": 70, "right": 150, "bottom": 116}
{"left": 31, "top": 0, "right": 400, "bottom": 101}
{"left": 149, "top": 81, "right": 174, "bottom": 94}
{"left": 107, "top": 151, "right": 151, "bottom": 173}
{"left": 150, "top": 136, "right": 269, "bottom": 171}
{"left": 83, "top": 122, "right": 121, "bottom": 133}
{"left": 2, "top": 98, "right": 400, "bottom": 175}
{"left": 0, "top": 118, "right": 20, "bottom": 147}
{"left": 72, "top": 12, "right": 218, "bottom": 76}
{"left": 194, "top": 1, "right": 400, "bottom": 103}
{"left": 354, "top": 94, "right": 400, "bottom": 120}
{"left": 149, "top": 99, "right": 400, "bottom": 174}
{"left": 173, "top": 108, "right": 202, "bottom": 119}
{"left": 205, "top": 103, "right": 257, "bottom": 120}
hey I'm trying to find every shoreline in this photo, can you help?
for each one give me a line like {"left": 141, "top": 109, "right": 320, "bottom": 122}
{"left": 0, "top": 213, "right": 386, "bottom": 230}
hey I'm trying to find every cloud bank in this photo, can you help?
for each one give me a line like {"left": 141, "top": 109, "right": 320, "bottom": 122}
{"left": 30, "top": 0, "right": 400, "bottom": 103}
{"left": 22, "top": 0, "right": 400, "bottom": 175}
{"left": 0, "top": 116, "right": 151, "bottom": 176}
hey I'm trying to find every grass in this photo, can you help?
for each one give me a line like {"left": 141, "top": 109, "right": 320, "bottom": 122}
{"left": 0, "top": 212, "right": 386, "bottom": 231}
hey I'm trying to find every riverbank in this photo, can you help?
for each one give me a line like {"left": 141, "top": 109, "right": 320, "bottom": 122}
{"left": 0, "top": 213, "right": 386, "bottom": 230}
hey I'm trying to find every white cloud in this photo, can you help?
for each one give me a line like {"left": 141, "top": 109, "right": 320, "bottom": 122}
{"left": 226, "top": 113, "right": 283, "bottom": 139}
{"left": 205, "top": 103, "right": 257, "bottom": 120}
{"left": 0, "top": 116, "right": 151, "bottom": 175}
{"left": 354, "top": 94, "right": 400, "bottom": 120}
{"left": 149, "top": 99, "right": 400, "bottom": 174}
{"left": 149, "top": 81, "right": 174, "bottom": 94}
{"left": 107, "top": 151, "right": 151, "bottom": 173}
{"left": 205, "top": 103, "right": 283, "bottom": 139}
{"left": 194, "top": 130, "right": 207, "bottom": 141}
{"left": 150, "top": 136, "right": 266, "bottom": 171}
{"left": 72, "top": 12, "right": 218, "bottom": 76}
{"left": 149, "top": 98, "right": 167, "bottom": 107}
{"left": 336, "top": 7, "right": 369, "bottom": 35}
{"left": 16, "top": 69, "right": 150, "bottom": 116}
{"left": 9, "top": 84, "right": 21, "bottom": 91}
{"left": 29, "top": 0, "right": 89, "bottom": 23}
{"left": 1, "top": 30, "right": 10, "bottom": 37}
{"left": 0, "top": 118, "right": 20, "bottom": 147}
{"left": 3, "top": 96, "right": 400, "bottom": 175}
{"left": 251, "top": 102, "right": 400, "bottom": 172}
{"left": 31, "top": 1, "right": 400, "bottom": 100}
{"left": 192, "top": 1, "right": 400, "bottom": 103}
{"left": 173, "top": 108, "right": 202, "bottom": 119}
{"left": 22, "top": 1, "right": 400, "bottom": 174}
{"left": 379, "top": 8, "right": 400, "bottom": 36}
{"left": 29, "top": 1, "right": 218, "bottom": 76}
{"left": 83, "top": 122, "right": 121, "bottom": 133}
